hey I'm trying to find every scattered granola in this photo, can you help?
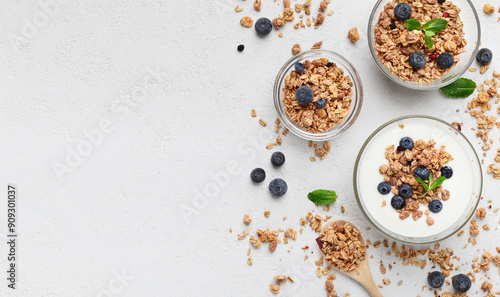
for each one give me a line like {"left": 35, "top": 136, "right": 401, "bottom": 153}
{"left": 374, "top": 0, "right": 466, "bottom": 82}
{"left": 318, "top": 222, "right": 367, "bottom": 272}
{"left": 243, "top": 214, "right": 252, "bottom": 225}
{"left": 282, "top": 57, "right": 353, "bottom": 133}
{"left": 484, "top": 4, "right": 495, "bottom": 14}
{"left": 240, "top": 16, "right": 254, "bottom": 28}
{"left": 292, "top": 43, "right": 302, "bottom": 55}
{"left": 347, "top": 27, "right": 359, "bottom": 43}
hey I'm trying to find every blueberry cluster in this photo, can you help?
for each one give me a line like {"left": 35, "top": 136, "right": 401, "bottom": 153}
{"left": 250, "top": 152, "right": 288, "bottom": 196}
{"left": 427, "top": 271, "right": 471, "bottom": 293}
{"left": 377, "top": 137, "right": 452, "bottom": 214}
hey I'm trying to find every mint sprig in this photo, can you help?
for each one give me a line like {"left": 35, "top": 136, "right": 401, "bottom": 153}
{"left": 440, "top": 78, "right": 477, "bottom": 98}
{"left": 416, "top": 173, "right": 447, "bottom": 197}
{"left": 307, "top": 189, "right": 337, "bottom": 205}
{"left": 405, "top": 18, "right": 447, "bottom": 48}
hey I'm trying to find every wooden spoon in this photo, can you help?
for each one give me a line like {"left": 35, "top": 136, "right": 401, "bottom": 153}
{"left": 318, "top": 220, "right": 384, "bottom": 297}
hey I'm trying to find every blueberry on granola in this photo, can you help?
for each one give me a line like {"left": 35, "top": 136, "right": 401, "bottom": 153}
{"left": 271, "top": 152, "right": 285, "bottom": 167}
{"left": 389, "top": 20, "right": 396, "bottom": 30}
{"left": 399, "top": 137, "right": 414, "bottom": 150}
{"left": 255, "top": 18, "right": 273, "bottom": 36}
{"left": 441, "top": 166, "right": 453, "bottom": 178}
{"left": 250, "top": 168, "right": 266, "bottom": 183}
{"left": 391, "top": 195, "right": 406, "bottom": 210}
{"left": 476, "top": 48, "right": 493, "bottom": 66}
{"left": 437, "top": 0, "right": 445, "bottom": 4}
{"left": 437, "top": 52, "right": 454, "bottom": 69}
{"left": 452, "top": 274, "right": 471, "bottom": 293}
{"left": 316, "top": 98, "right": 327, "bottom": 108}
{"left": 427, "top": 271, "right": 445, "bottom": 288}
{"left": 429, "top": 199, "right": 443, "bottom": 213}
{"left": 269, "top": 178, "right": 287, "bottom": 196}
{"left": 394, "top": 3, "right": 412, "bottom": 20}
{"left": 398, "top": 184, "right": 413, "bottom": 198}
{"left": 378, "top": 182, "right": 392, "bottom": 195}
{"left": 295, "top": 85, "right": 314, "bottom": 105}
{"left": 414, "top": 167, "right": 430, "bottom": 180}
{"left": 295, "top": 62, "right": 306, "bottom": 73}
{"left": 409, "top": 52, "right": 426, "bottom": 70}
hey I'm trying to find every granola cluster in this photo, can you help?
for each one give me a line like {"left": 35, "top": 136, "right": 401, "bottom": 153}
{"left": 282, "top": 58, "right": 353, "bottom": 133}
{"left": 374, "top": 0, "right": 466, "bottom": 82}
{"left": 379, "top": 139, "right": 453, "bottom": 222}
{"left": 318, "top": 222, "right": 367, "bottom": 272}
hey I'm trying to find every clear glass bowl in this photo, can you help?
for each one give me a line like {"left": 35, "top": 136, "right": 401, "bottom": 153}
{"left": 367, "top": 0, "right": 481, "bottom": 90}
{"left": 274, "top": 50, "right": 363, "bottom": 141}
{"left": 353, "top": 115, "right": 482, "bottom": 245}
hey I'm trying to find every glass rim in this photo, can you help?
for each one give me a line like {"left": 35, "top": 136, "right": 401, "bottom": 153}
{"left": 353, "top": 114, "right": 483, "bottom": 245}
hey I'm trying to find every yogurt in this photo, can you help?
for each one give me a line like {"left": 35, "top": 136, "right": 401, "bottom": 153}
{"left": 356, "top": 117, "right": 477, "bottom": 238}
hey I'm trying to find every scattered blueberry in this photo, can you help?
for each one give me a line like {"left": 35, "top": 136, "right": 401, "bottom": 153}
{"left": 295, "top": 85, "right": 314, "bottom": 105}
{"left": 437, "top": 0, "right": 445, "bottom": 4}
{"left": 452, "top": 274, "right": 471, "bottom": 293}
{"left": 271, "top": 152, "right": 285, "bottom": 167}
{"left": 316, "top": 98, "right": 327, "bottom": 108}
{"left": 391, "top": 195, "right": 406, "bottom": 210}
{"left": 441, "top": 166, "right": 453, "bottom": 179}
{"left": 399, "top": 137, "right": 414, "bottom": 150}
{"left": 476, "top": 48, "right": 493, "bottom": 66}
{"left": 389, "top": 20, "right": 396, "bottom": 30}
{"left": 414, "top": 167, "right": 430, "bottom": 180}
{"left": 250, "top": 168, "right": 266, "bottom": 183}
{"left": 378, "top": 182, "right": 392, "bottom": 195}
{"left": 399, "top": 184, "right": 413, "bottom": 198}
{"left": 409, "top": 52, "right": 426, "bottom": 70}
{"left": 255, "top": 18, "right": 273, "bottom": 36}
{"left": 394, "top": 3, "right": 412, "bottom": 20}
{"left": 437, "top": 52, "right": 454, "bottom": 69}
{"left": 237, "top": 44, "right": 245, "bottom": 52}
{"left": 295, "top": 62, "right": 306, "bottom": 73}
{"left": 269, "top": 178, "right": 287, "bottom": 196}
{"left": 427, "top": 271, "right": 445, "bottom": 289}
{"left": 428, "top": 199, "right": 443, "bottom": 213}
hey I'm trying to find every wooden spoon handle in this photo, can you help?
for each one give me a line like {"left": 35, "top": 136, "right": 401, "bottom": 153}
{"left": 359, "top": 277, "right": 384, "bottom": 297}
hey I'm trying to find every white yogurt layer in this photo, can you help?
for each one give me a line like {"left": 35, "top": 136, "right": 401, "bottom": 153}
{"left": 357, "top": 118, "right": 474, "bottom": 238}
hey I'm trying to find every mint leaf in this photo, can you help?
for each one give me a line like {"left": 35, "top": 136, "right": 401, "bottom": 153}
{"left": 424, "top": 35, "right": 434, "bottom": 49}
{"left": 307, "top": 189, "right": 337, "bottom": 205}
{"left": 405, "top": 18, "right": 422, "bottom": 31}
{"left": 423, "top": 18, "right": 447, "bottom": 33}
{"left": 425, "top": 30, "right": 435, "bottom": 37}
{"left": 416, "top": 177, "right": 429, "bottom": 191}
{"left": 440, "top": 78, "right": 477, "bottom": 98}
{"left": 430, "top": 176, "right": 447, "bottom": 190}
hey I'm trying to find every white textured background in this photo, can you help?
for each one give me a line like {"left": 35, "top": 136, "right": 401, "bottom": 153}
{"left": 0, "top": 0, "right": 499, "bottom": 296}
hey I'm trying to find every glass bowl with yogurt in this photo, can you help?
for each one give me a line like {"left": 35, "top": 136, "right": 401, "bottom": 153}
{"left": 354, "top": 115, "right": 482, "bottom": 244}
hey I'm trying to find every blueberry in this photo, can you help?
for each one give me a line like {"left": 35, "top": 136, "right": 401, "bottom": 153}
{"left": 437, "top": 52, "right": 454, "bottom": 69}
{"left": 441, "top": 166, "right": 453, "bottom": 179}
{"left": 389, "top": 20, "right": 396, "bottom": 30}
{"left": 391, "top": 195, "right": 406, "bottom": 210}
{"left": 316, "top": 98, "right": 327, "bottom": 108}
{"left": 414, "top": 167, "right": 430, "bottom": 180}
{"left": 295, "top": 62, "right": 306, "bottom": 73}
{"left": 398, "top": 184, "right": 413, "bottom": 198}
{"left": 428, "top": 199, "right": 443, "bottom": 213}
{"left": 427, "top": 271, "right": 445, "bottom": 289}
{"left": 409, "top": 52, "right": 426, "bottom": 70}
{"left": 271, "top": 152, "right": 285, "bottom": 167}
{"left": 237, "top": 44, "right": 245, "bottom": 52}
{"left": 452, "top": 274, "right": 471, "bottom": 293}
{"left": 399, "top": 137, "right": 414, "bottom": 150}
{"left": 394, "top": 3, "right": 412, "bottom": 20}
{"left": 476, "top": 48, "right": 493, "bottom": 66}
{"left": 250, "top": 168, "right": 266, "bottom": 183}
{"left": 295, "top": 86, "right": 314, "bottom": 105}
{"left": 269, "top": 178, "right": 287, "bottom": 196}
{"left": 255, "top": 18, "right": 273, "bottom": 36}
{"left": 437, "top": 0, "right": 445, "bottom": 3}
{"left": 377, "top": 182, "right": 392, "bottom": 195}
